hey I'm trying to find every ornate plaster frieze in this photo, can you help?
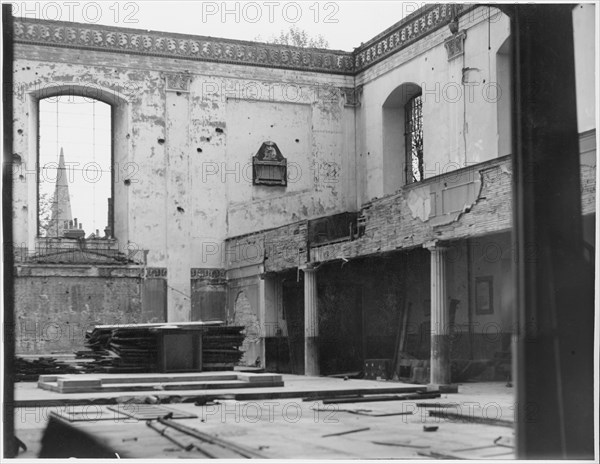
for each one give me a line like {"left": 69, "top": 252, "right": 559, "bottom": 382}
{"left": 145, "top": 267, "right": 167, "bottom": 278}
{"left": 353, "top": 4, "right": 467, "bottom": 71}
{"left": 190, "top": 268, "right": 226, "bottom": 282}
{"left": 13, "top": 4, "right": 475, "bottom": 75}
{"left": 13, "top": 17, "right": 354, "bottom": 75}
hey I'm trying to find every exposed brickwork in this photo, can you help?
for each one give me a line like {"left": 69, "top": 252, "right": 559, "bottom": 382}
{"left": 226, "top": 222, "right": 309, "bottom": 273}
{"left": 264, "top": 222, "right": 309, "bottom": 272}
{"left": 226, "top": 153, "right": 596, "bottom": 272}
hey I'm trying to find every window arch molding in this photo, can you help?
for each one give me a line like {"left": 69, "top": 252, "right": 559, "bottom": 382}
{"left": 25, "top": 83, "right": 132, "bottom": 250}
{"left": 382, "top": 82, "right": 423, "bottom": 195}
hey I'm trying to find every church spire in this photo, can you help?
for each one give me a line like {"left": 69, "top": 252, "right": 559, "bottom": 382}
{"left": 47, "top": 147, "right": 73, "bottom": 237}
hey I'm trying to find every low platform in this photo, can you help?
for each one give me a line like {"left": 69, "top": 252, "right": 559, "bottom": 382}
{"left": 38, "top": 372, "right": 284, "bottom": 394}
{"left": 17, "top": 374, "right": 428, "bottom": 407}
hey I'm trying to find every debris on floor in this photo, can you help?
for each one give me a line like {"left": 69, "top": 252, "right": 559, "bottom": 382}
{"left": 321, "top": 391, "right": 441, "bottom": 404}
{"left": 322, "top": 427, "right": 371, "bottom": 438}
{"left": 417, "top": 435, "right": 515, "bottom": 459}
{"left": 14, "top": 357, "right": 80, "bottom": 381}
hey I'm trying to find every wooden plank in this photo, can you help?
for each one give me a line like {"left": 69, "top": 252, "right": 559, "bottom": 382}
{"left": 322, "top": 392, "right": 440, "bottom": 404}
{"left": 427, "top": 410, "right": 513, "bottom": 428}
{"left": 322, "top": 427, "right": 370, "bottom": 438}
{"left": 107, "top": 405, "right": 197, "bottom": 420}
{"left": 372, "top": 441, "right": 430, "bottom": 449}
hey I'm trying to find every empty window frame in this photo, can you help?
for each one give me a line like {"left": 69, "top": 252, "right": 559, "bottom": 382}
{"left": 38, "top": 96, "right": 112, "bottom": 239}
{"left": 405, "top": 93, "right": 423, "bottom": 183}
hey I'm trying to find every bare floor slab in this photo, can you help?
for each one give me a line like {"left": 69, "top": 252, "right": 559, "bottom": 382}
{"left": 14, "top": 381, "right": 515, "bottom": 459}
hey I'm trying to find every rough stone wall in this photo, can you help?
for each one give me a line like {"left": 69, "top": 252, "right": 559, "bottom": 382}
{"left": 14, "top": 274, "right": 142, "bottom": 354}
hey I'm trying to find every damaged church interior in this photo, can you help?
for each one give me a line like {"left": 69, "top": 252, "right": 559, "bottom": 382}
{"left": 2, "top": 2, "right": 597, "bottom": 460}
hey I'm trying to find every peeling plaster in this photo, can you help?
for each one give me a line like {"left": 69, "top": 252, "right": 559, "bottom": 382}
{"left": 407, "top": 186, "right": 432, "bottom": 221}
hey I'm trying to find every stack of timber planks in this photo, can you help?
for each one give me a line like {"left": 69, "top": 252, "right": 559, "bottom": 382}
{"left": 202, "top": 325, "right": 245, "bottom": 370}
{"left": 76, "top": 326, "right": 157, "bottom": 372}
{"left": 75, "top": 324, "right": 245, "bottom": 373}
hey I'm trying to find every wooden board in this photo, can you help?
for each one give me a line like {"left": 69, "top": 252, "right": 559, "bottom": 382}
{"left": 106, "top": 405, "right": 197, "bottom": 420}
{"left": 38, "top": 372, "right": 284, "bottom": 394}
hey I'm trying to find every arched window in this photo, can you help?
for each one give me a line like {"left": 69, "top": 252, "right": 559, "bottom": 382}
{"left": 405, "top": 93, "right": 423, "bottom": 183}
{"left": 382, "top": 83, "right": 423, "bottom": 194}
{"left": 38, "top": 96, "right": 112, "bottom": 239}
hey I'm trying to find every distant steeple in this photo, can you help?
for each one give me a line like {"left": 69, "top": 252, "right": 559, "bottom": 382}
{"left": 47, "top": 147, "right": 73, "bottom": 237}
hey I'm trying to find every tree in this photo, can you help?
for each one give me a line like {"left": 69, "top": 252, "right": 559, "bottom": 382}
{"left": 256, "top": 25, "right": 329, "bottom": 49}
{"left": 38, "top": 192, "right": 53, "bottom": 237}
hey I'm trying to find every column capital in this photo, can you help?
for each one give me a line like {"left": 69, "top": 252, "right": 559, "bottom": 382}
{"left": 423, "top": 240, "right": 448, "bottom": 251}
{"left": 300, "top": 264, "right": 319, "bottom": 273}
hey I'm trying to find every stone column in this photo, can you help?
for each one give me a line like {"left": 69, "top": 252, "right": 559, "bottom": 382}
{"left": 425, "top": 242, "right": 450, "bottom": 386}
{"left": 303, "top": 266, "right": 319, "bottom": 376}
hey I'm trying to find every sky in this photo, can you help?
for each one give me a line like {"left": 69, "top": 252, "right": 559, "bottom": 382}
{"left": 11, "top": 1, "right": 419, "bottom": 50}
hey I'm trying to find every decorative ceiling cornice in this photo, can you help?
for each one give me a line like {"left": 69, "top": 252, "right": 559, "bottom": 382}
{"left": 13, "top": 17, "right": 354, "bottom": 75}
{"left": 13, "top": 4, "right": 476, "bottom": 76}
{"left": 353, "top": 4, "right": 469, "bottom": 71}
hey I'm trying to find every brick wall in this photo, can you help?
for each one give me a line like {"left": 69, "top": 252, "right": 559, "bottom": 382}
{"left": 226, "top": 152, "right": 595, "bottom": 273}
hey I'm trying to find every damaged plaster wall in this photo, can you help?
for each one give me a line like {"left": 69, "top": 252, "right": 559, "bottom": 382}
{"left": 229, "top": 280, "right": 263, "bottom": 366}
{"left": 356, "top": 8, "right": 511, "bottom": 203}
{"left": 223, "top": 81, "right": 352, "bottom": 237}
{"left": 13, "top": 31, "right": 353, "bottom": 328}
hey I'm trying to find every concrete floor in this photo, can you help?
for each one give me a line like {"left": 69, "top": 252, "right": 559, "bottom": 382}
{"left": 13, "top": 377, "right": 516, "bottom": 459}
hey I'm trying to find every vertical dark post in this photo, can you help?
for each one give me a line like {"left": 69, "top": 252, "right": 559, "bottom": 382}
{"left": 511, "top": 5, "right": 594, "bottom": 459}
{"left": 2, "top": 4, "right": 16, "bottom": 459}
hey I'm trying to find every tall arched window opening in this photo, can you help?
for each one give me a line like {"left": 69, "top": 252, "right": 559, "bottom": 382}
{"left": 405, "top": 93, "right": 423, "bottom": 183}
{"left": 382, "top": 82, "right": 422, "bottom": 195}
{"left": 38, "top": 96, "right": 112, "bottom": 239}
